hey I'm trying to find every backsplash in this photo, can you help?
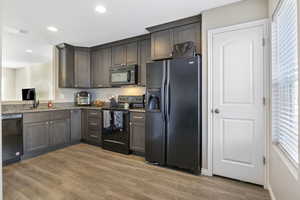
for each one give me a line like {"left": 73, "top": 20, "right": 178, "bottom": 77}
{"left": 89, "top": 87, "right": 146, "bottom": 102}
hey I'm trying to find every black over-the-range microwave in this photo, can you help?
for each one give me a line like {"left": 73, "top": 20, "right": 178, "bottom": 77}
{"left": 110, "top": 65, "right": 138, "bottom": 86}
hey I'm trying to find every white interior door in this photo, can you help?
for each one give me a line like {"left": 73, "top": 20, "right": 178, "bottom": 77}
{"left": 211, "top": 24, "right": 265, "bottom": 185}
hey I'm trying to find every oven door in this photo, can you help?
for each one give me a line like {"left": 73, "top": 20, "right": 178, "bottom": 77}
{"left": 102, "top": 110, "right": 130, "bottom": 154}
{"left": 110, "top": 65, "right": 137, "bottom": 86}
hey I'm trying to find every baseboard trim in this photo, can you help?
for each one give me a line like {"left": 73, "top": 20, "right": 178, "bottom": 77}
{"left": 268, "top": 185, "right": 276, "bottom": 200}
{"left": 201, "top": 168, "right": 213, "bottom": 176}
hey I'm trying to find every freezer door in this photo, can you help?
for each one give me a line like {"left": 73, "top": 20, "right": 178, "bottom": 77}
{"left": 145, "top": 112, "right": 166, "bottom": 164}
{"left": 166, "top": 57, "right": 200, "bottom": 171}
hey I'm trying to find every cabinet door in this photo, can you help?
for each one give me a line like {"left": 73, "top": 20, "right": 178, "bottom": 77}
{"left": 23, "top": 121, "right": 49, "bottom": 154}
{"left": 49, "top": 119, "right": 71, "bottom": 147}
{"left": 112, "top": 45, "right": 126, "bottom": 67}
{"left": 138, "top": 39, "right": 151, "bottom": 86}
{"left": 173, "top": 22, "right": 201, "bottom": 54}
{"left": 130, "top": 113, "right": 145, "bottom": 153}
{"left": 151, "top": 30, "right": 173, "bottom": 60}
{"left": 126, "top": 42, "right": 138, "bottom": 65}
{"left": 71, "top": 110, "right": 82, "bottom": 143}
{"left": 57, "top": 44, "right": 75, "bottom": 88}
{"left": 74, "top": 48, "right": 91, "bottom": 88}
{"left": 91, "top": 48, "right": 112, "bottom": 87}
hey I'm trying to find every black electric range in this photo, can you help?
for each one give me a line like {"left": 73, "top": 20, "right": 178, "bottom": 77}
{"left": 102, "top": 95, "right": 144, "bottom": 154}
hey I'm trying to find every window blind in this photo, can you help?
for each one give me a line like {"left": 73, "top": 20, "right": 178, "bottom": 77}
{"left": 272, "top": 0, "right": 299, "bottom": 165}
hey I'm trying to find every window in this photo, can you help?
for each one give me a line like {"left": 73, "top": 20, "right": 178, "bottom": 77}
{"left": 272, "top": 0, "right": 299, "bottom": 165}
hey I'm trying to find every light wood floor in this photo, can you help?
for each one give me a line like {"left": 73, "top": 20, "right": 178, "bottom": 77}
{"left": 3, "top": 143, "right": 270, "bottom": 200}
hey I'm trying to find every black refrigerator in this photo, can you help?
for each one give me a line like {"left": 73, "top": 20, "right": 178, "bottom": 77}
{"left": 145, "top": 56, "right": 202, "bottom": 174}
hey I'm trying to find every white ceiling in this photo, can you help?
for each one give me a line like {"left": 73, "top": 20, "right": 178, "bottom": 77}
{"left": 2, "top": 0, "right": 241, "bottom": 68}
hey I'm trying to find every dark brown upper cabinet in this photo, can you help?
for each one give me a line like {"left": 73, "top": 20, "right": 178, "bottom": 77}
{"left": 173, "top": 23, "right": 201, "bottom": 54}
{"left": 112, "top": 45, "right": 126, "bottom": 67}
{"left": 91, "top": 47, "right": 112, "bottom": 88}
{"left": 57, "top": 43, "right": 75, "bottom": 88}
{"left": 147, "top": 15, "right": 201, "bottom": 61}
{"left": 138, "top": 39, "right": 151, "bottom": 86}
{"left": 74, "top": 47, "right": 91, "bottom": 88}
{"left": 151, "top": 30, "right": 173, "bottom": 61}
{"left": 126, "top": 42, "right": 138, "bottom": 65}
{"left": 112, "top": 42, "right": 138, "bottom": 67}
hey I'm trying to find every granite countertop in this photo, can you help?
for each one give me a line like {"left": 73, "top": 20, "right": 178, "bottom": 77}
{"left": 2, "top": 106, "right": 145, "bottom": 115}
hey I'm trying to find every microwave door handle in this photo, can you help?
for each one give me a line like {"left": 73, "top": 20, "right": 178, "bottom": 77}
{"left": 127, "top": 71, "right": 131, "bottom": 82}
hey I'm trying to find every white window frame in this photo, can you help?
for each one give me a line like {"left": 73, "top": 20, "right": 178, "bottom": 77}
{"left": 271, "top": 0, "right": 299, "bottom": 168}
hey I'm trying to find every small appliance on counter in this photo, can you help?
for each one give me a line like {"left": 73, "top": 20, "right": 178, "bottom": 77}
{"left": 75, "top": 91, "right": 91, "bottom": 106}
{"left": 102, "top": 95, "right": 145, "bottom": 155}
{"left": 22, "top": 88, "right": 39, "bottom": 108}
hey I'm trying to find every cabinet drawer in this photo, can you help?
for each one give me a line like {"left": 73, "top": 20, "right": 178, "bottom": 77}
{"left": 130, "top": 112, "right": 145, "bottom": 123}
{"left": 51, "top": 110, "right": 70, "bottom": 120}
{"left": 23, "top": 112, "right": 50, "bottom": 123}
{"left": 87, "top": 118, "right": 101, "bottom": 130}
{"left": 87, "top": 130, "right": 101, "bottom": 142}
{"left": 87, "top": 110, "right": 101, "bottom": 118}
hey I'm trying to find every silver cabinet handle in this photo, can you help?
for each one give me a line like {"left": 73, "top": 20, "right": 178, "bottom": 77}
{"left": 133, "top": 116, "right": 144, "bottom": 119}
{"left": 90, "top": 135, "right": 98, "bottom": 138}
{"left": 89, "top": 122, "right": 97, "bottom": 126}
{"left": 97, "top": 84, "right": 103, "bottom": 87}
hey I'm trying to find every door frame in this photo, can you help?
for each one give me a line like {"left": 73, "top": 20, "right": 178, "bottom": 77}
{"left": 207, "top": 19, "right": 270, "bottom": 187}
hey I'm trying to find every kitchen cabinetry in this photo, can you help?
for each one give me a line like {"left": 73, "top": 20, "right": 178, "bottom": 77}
{"left": 71, "top": 109, "right": 82, "bottom": 143}
{"left": 151, "top": 30, "right": 173, "bottom": 60}
{"left": 82, "top": 109, "right": 102, "bottom": 145}
{"left": 138, "top": 39, "right": 151, "bottom": 86}
{"left": 91, "top": 48, "right": 112, "bottom": 88}
{"left": 126, "top": 42, "right": 138, "bottom": 65}
{"left": 49, "top": 119, "right": 70, "bottom": 147}
{"left": 147, "top": 15, "right": 201, "bottom": 60}
{"left": 74, "top": 47, "right": 91, "bottom": 88}
{"left": 57, "top": 43, "right": 75, "bottom": 88}
{"left": 112, "top": 45, "right": 126, "bottom": 67}
{"left": 112, "top": 42, "right": 138, "bottom": 67}
{"left": 23, "top": 111, "right": 71, "bottom": 158}
{"left": 23, "top": 121, "right": 50, "bottom": 154}
{"left": 172, "top": 23, "right": 201, "bottom": 54}
{"left": 130, "top": 112, "right": 145, "bottom": 154}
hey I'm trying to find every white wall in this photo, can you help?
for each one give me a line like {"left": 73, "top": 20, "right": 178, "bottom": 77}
{"left": 268, "top": 0, "right": 300, "bottom": 200}
{"left": 1, "top": 68, "right": 16, "bottom": 100}
{"left": 15, "top": 63, "right": 51, "bottom": 100}
{"left": 201, "top": 0, "right": 269, "bottom": 169}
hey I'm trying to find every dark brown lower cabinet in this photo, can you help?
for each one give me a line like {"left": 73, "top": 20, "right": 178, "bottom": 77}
{"left": 23, "top": 111, "right": 71, "bottom": 159}
{"left": 82, "top": 109, "right": 102, "bottom": 145}
{"left": 49, "top": 119, "right": 71, "bottom": 147}
{"left": 23, "top": 121, "right": 50, "bottom": 154}
{"left": 71, "top": 110, "right": 82, "bottom": 143}
{"left": 130, "top": 112, "right": 145, "bottom": 154}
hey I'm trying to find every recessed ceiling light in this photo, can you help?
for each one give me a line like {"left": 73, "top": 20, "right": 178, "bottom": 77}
{"left": 25, "top": 49, "right": 33, "bottom": 53}
{"left": 95, "top": 5, "right": 106, "bottom": 13}
{"left": 47, "top": 26, "right": 58, "bottom": 32}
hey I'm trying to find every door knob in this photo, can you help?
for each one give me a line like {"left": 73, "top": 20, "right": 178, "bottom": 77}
{"left": 214, "top": 109, "right": 220, "bottom": 114}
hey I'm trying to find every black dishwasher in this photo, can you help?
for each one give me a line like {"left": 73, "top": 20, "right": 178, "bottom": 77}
{"left": 2, "top": 114, "right": 23, "bottom": 166}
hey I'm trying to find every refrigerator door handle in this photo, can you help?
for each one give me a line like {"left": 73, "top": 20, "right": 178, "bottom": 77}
{"left": 166, "top": 61, "right": 171, "bottom": 119}
{"left": 161, "top": 61, "right": 167, "bottom": 119}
